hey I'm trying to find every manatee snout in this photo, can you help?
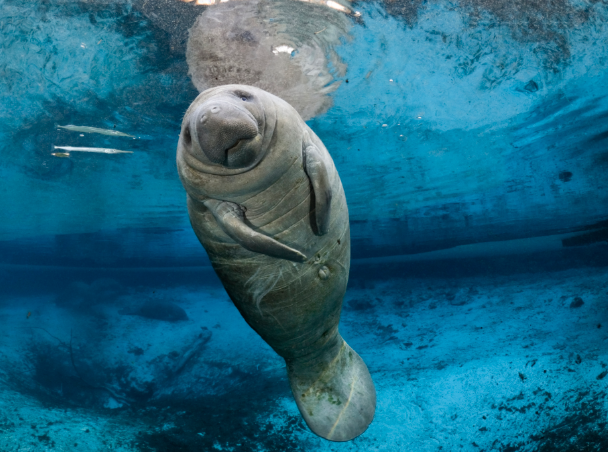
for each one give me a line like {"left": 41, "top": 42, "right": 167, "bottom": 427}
{"left": 189, "top": 100, "right": 260, "bottom": 168}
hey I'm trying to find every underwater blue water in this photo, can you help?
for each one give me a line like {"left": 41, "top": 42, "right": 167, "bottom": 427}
{"left": 1, "top": 0, "right": 607, "bottom": 262}
{"left": 0, "top": 0, "right": 607, "bottom": 451}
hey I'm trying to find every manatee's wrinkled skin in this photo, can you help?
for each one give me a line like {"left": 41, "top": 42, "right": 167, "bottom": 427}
{"left": 176, "top": 85, "right": 375, "bottom": 441}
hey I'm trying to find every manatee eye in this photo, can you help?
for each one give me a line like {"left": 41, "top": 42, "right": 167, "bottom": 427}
{"left": 235, "top": 91, "right": 251, "bottom": 102}
{"left": 183, "top": 126, "right": 192, "bottom": 146}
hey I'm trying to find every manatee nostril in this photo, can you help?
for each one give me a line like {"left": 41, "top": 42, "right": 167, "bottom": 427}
{"left": 210, "top": 106, "right": 221, "bottom": 113}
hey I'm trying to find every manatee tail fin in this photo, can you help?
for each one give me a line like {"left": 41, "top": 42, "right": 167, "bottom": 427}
{"left": 286, "top": 337, "right": 376, "bottom": 442}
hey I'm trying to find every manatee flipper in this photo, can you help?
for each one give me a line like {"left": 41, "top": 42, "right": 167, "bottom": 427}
{"left": 203, "top": 199, "right": 307, "bottom": 263}
{"left": 287, "top": 336, "right": 376, "bottom": 442}
{"left": 303, "top": 144, "right": 333, "bottom": 235}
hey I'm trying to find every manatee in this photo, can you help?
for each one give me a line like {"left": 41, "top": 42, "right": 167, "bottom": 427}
{"left": 176, "top": 84, "right": 375, "bottom": 441}
{"left": 186, "top": 0, "right": 350, "bottom": 120}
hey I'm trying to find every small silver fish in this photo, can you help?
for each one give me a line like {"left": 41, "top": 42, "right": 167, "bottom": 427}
{"left": 51, "top": 152, "right": 70, "bottom": 158}
{"left": 58, "top": 125, "right": 135, "bottom": 138}
{"left": 53, "top": 146, "right": 132, "bottom": 154}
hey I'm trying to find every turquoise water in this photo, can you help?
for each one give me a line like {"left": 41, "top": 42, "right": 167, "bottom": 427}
{"left": 0, "top": 0, "right": 607, "bottom": 450}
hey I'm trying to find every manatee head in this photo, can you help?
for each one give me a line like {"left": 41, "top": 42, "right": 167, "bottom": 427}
{"left": 179, "top": 84, "right": 277, "bottom": 175}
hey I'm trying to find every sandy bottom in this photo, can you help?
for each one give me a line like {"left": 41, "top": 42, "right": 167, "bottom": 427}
{"left": 0, "top": 265, "right": 606, "bottom": 451}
